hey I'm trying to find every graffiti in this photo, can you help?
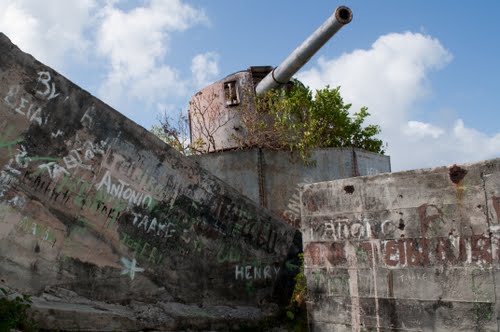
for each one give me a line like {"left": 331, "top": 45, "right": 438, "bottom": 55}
{"left": 51, "top": 130, "right": 64, "bottom": 138}
{"left": 62, "top": 136, "right": 108, "bottom": 172}
{"left": 3, "top": 86, "right": 44, "bottom": 125}
{"left": 283, "top": 177, "right": 313, "bottom": 227}
{"left": 0, "top": 125, "right": 63, "bottom": 198}
{"left": 219, "top": 199, "right": 285, "bottom": 253}
{"left": 120, "top": 232, "right": 164, "bottom": 265}
{"left": 130, "top": 212, "right": 176, "bottom": 240}
{"left": 0, "top": 126, "right": 62, "bottom": 184}
{"left": 18, "top": 216, "right": 56, "bottom": 246}
{"left": 124, "top": 203, "right": 210, "bottom": 256}
{"left": 22, "top": 171, "right": 127, "bottom": 225}
{"left": 218, "top": 205, "right": 279, "bottom": 253}
{"left": 63, "top": 141, "right": 107, "bottom": 170}
{"left": 0, "top": 127, "right": 23, "bottom": 154}
{"left": 103, "top": 154, "right": 177, "bottom": 200}
{"left": 0, "top": 130, "right": 26, "bottom": 197}
{"left": 324, "top": 219, "right": 372, "bottom": 241}
{"left": 217, "top": 243, "right": 242, "bottom": 263}
{"left": 122, "top": 193, "right": 282, "bottom": 258}
{"left": 35, "top": 71, "right": 60, "bottom": 100}
{"left": 97, "top": 151, "right": 286, "bottom": 258}
{"left": 80, "top": 106, "right": 95, "bottom": 129}
{"left": 3, "top": 70, "right": 63, "bottom": 126}
{"left": 234, "top": 264, "right": 280, "bottom": 280}
{"left": 397, "top": 272, "right": 428, "bottom": 283}
{"left": 0, "top": 170, "right": 15, "bottom": 198}
{"left": 7, "top": 195, "right": 26, "bottom": 208}
{"left": 37, "top": 162, "right": 69, "bottom": 180}
{"left": 96, "top": 170, "right": 154, "bottom": 208}
{"left": 120, "top": 257, "right": 144, "bottom": 280}
{"left": 309, "top": 217, "right": 377, "bottom": 241}
{"left": 8, "top": 144, "right": 59, "bottom": 175}
{"left": 305, "top": 233, "right": 493, "bottom": 269}
{"left": 307, "top": 205, "right": 462, "bottom": 243}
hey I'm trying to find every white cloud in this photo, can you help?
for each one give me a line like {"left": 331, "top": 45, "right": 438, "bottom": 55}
{"left": 299, "top": 32, "right": 453, "bottom": 128}
{"left": 191, "top": 52, "right": 220, "bottom": 88}
{"left": 298, "top": 32, "right": 500, "bottom": 171}
{"left": 131, "top": 66, "right": 188, "bottom": 102}
{"left": 0, "top": 0, "right": 97, "bottom": 69}
{"left": 451, "top": 119, "right": 500, "bottom": 158}
{"left": 96, "top": 0, "right": 208, "bottom": 115}
{"left": 405, "top": 121, "right": 444, "bottom": 139}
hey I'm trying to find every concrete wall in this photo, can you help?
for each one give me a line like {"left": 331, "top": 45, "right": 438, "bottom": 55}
{"left": 192, "top": 148, "right": 391, "bottom": 228}
{"left": 301, "top": 158, "right": 500, "bottom": 331}
{"left": 0, "top": 33, "right": 299, "bottom": 331}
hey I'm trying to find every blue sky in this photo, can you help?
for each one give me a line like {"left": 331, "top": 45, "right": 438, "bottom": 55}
{"left": 1, "top": 0, "right": 499, "bottom": 171}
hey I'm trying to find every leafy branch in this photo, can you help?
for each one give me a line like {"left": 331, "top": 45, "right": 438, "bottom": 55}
{"left": 238, "top": 80, "right": 385, "bottom": 161}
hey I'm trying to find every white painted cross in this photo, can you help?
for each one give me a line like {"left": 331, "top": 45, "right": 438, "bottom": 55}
{"left": 120, "top": 257, "right": 144, "bottom": 280}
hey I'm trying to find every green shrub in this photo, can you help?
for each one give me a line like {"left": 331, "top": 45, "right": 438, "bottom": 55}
{"left": 240, "top": 81, "right": 385, "bottom": 163}
{"left": 284, "top": 254, "right": 308, "bottom": 331}
{"left": 0, "top": 288, "right": 37, "bottom": 332}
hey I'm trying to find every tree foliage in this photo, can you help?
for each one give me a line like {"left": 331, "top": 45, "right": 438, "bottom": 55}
{"left": 239, "top": 80, "right": 385, "bottom": 159}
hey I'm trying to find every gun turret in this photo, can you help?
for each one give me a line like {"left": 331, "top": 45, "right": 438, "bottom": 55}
{"left": 189, "top": 6, "right": 353, "bottom": 153}
{"left": 255, "top": 6, "right": 352, "bottom": 95}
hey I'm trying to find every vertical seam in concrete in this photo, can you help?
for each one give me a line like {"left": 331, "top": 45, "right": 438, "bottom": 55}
{"left": 371, "top": 240, "right": 381, "bottom": 331}
{"left": 481, "top": 171, "right": 500, "bottom": 332}
{"left": 346, "top": 241, "right": 361, "bottom": 332}
{"left": 257, "top": 148, "right": 267, "bottom": 208}
{"left": 352, "top": 148, "right": 359, "bottom": 177}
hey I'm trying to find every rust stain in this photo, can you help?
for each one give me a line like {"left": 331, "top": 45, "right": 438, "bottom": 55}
{"left": 455, "top": 186, "right": 466, "bottom": 201}
{"left": 449, "top": 165, "right": 468, "bottom": 201}
{"left": 449, "top": 164, "right": 467, "bottom": 184}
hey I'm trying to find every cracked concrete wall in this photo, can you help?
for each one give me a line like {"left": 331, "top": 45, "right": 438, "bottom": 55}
{"left": 301, "top": 158, "right": 500, "bottom": 331}
{"left": 0, "top": 33, "right": 300, "bottom": 331}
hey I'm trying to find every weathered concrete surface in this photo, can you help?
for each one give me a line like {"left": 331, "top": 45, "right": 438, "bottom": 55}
{"left": 192, "top": 147, "right": 390, "bottom": 228}
{"left": 0, "top": 33, "right": 300, "bottom": 330}
{"left": 301, "top": 158, "right": 500, "bottom": 331}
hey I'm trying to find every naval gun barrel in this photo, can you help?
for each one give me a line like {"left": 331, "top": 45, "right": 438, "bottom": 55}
{"left": 255, "top": 6, "right": 353, "bottom": 95}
